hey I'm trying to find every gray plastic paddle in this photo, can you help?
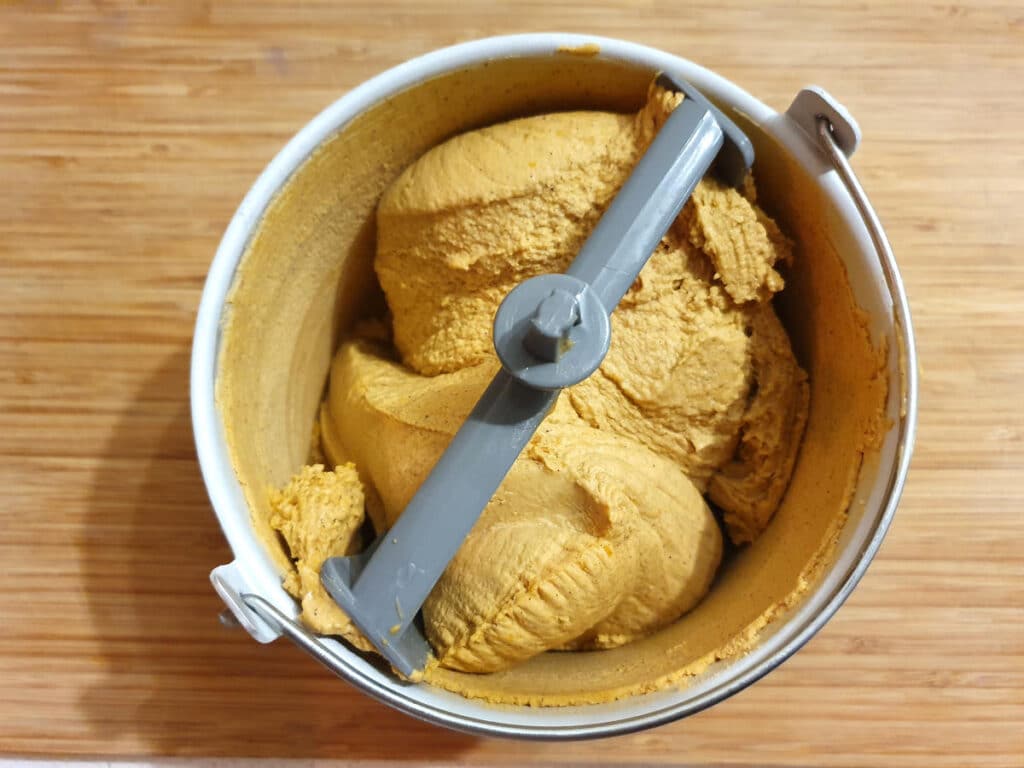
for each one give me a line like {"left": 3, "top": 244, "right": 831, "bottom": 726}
{"left": 321, "top": 75, "right": 754, "bottom": 678}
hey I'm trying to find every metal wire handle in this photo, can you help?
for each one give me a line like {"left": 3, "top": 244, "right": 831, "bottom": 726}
{"left": 817, "top": 117, "right": 903, "bottom": 318}
{"left": 815, "top": 113, "right": 917, "bottom": 417}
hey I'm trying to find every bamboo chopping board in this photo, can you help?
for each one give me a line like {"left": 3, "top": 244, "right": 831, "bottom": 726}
{"left": 1, "top": 2, "right": 1021, "bottom": 765}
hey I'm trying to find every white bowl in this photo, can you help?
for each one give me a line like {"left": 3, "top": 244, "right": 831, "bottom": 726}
{"left": 192, "top": 33, "right": 917, "bottom": 738}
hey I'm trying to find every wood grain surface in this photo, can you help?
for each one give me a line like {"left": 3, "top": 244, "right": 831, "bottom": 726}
{"left": 2, "top": 1, "right": 1022, "bottom": 765}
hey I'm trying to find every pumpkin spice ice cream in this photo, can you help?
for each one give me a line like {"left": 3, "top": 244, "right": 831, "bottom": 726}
{"left": 269, "top": 83, "right": 809, "bottom": 676}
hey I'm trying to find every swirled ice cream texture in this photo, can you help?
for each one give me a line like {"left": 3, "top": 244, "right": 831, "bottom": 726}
{"left": 270, "top": 84, "right": 809, "bottom": 674}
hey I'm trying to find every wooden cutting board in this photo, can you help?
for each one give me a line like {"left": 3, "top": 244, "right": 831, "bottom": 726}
{"left": 2, "top": 2, "right": 1021, "bottom": 765}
